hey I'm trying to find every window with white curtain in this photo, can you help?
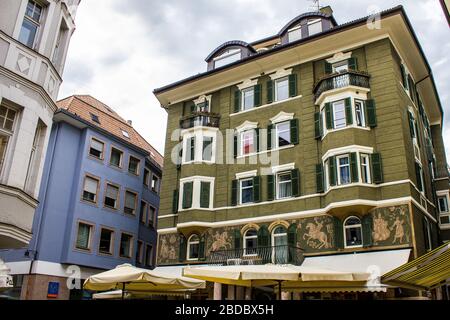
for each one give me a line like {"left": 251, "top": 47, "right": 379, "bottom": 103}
{"left": 76, "top": 222, "right": 92, "bottom": 250}
{"left": 277, "top": 171, "right": 292, "bottom": 199}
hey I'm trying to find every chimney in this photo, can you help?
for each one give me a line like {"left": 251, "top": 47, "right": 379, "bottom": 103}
{"left": 127, "top": 120, "right": 132, "bottom": 126}
{"left": 320, "top": 5, "right": 333, "bottom": 16}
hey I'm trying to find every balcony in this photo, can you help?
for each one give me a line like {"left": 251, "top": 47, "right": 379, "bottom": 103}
{"left": 180, "top": 112, "right": 220, "bottom": 129}
{"left": 208, "top": 245, "right": 305, "bottom": 266}
{"left": 313, "top": 70, "right": 371, "bottom": 101}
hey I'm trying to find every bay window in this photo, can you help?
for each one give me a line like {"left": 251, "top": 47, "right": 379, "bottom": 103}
{"left": 0, "top": 105, "right": 18, "bottom": 175}
{"left": 355, "top": 100, "right": 366, "bottom": 127}
{"left": 332, "top": 100, "right": 346, "bottom": 129}
{"left": 202, "top": 136, "right": 213, "bottom": 161}
{"left": 438, "top": 194, "right": 450, "bottom": 226}
{"left": 360, "top": 154, "right": 371, "bottom": 184}
{"left": 337, "top": 155, "right": 351, "bottom": 185}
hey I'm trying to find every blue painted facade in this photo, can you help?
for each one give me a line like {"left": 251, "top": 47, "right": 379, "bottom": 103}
{"left": 0, "top": 114, "right": 161, "bottom": 272}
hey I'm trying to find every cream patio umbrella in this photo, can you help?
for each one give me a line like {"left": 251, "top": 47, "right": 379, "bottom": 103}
{"left": 84, "top": 264, "right": 205, "bottom": 299}
{"left": 183, "top": 264, "right": 370, "bottom": 299}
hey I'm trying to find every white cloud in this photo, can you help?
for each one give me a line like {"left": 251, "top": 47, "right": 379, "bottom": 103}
{"left": 60, "top": 0, "right": 450, "bottom": 163}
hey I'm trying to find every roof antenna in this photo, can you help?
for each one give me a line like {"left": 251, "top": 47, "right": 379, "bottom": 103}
{"left": 308, "top": 0, "right": 322, "bottom": 12}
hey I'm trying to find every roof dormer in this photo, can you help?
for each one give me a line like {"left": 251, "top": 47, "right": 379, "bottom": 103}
{"left": 205, "top": 40, "right": 256, "bottom": 71}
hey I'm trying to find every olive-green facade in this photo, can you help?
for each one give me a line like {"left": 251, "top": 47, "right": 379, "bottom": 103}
{"left": 154, "top": 12, "right": 448, "bottom": 267}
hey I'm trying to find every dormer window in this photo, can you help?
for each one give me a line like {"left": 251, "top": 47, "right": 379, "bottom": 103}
{"left": 121, "top": 130, "right": 130, "bottom": 139}
{"left": 287, "top": 25, "right": 302, "bottom": 42}
{"left": 90, "top": 113, "right": 100, "bottom": 124}
{"left": 307, "top": 18, "right": 322, "bottom": 36}
{"left": 213, "top": 49, "right": 241, "bottom": 68}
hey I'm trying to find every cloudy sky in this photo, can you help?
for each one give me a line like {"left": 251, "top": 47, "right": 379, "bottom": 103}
{"left": 60, "top": 0, "right": 450, "bottom": 159}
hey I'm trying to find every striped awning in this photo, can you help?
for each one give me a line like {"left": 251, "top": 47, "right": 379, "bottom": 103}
{"left": 382, "top": 242, "right": 450, "bottom": 291}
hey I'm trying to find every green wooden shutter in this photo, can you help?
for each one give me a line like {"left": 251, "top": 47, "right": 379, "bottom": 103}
{"left": 231, "top": 179, "right": 238, "bottom": 206}
{"left": 233, "top": 134, "right": 238, "bottom": 158}
{"left": 253, "top": 176, "right": 261, "bottom": 203}
{"left": 333, "top": 217, "right": 344, "bottom": 249}
{"left": 234, "top": 90, "right": 241, "bottom": 113}
{"left": 325, "top": 102, "right": 333, "bottom": 129}
{"left": 371, "top": 153, "right": 383, "bottom": 184}
{"left": 350, "top": 152, "right": 359, "bottom": 183}
{"left": 345, "top": 97, "right": 353, "bottom": 125}
{"left": 257, "top": 225, "right": 270, "bottom": 247}
{"left": 179, "top": 235, "right": 187, "bottom": 262}
{"left": 233, "top": 229, "right": 241, "bottom": 250}
{"left": 255, "top": 128, "right": 260, "bottom": 152}
{"left": 366, "top": 99, "right": 377, "bottom": 128}
{"left": 182, "top": 182, "right": 193, "bottom": 209}
{"left": 415, "top": 162, "right": 423, "bottom": 192}
{"left": 362, "top": 214, "right": 373, "bottom": 247}
{"left": 198, "top": 235, "right": 206, "bottom": 260}
{"left": 267, "top": 175, "right": 275, "bottom": 201}
{"left": 291, "top": 169, "right": 300, "bottom": 197}
{"left": 329, "top": 156, "right": 337, "bottom": 186}
{"left": 287, "top": 223, "right": 297, "bottom": 264}
{"left": 287, "top": 224, "right": 297, "bottom": 247}
{"left": 290, "top": 118, "right": 299, "bottom": 145}
{"left": 200, "top": 182, "right": 210, "bottom": 208}
{"left": 267, "top": 80, "right": 274, "bottom": 104}
{"left": 314, "top": 112, "right": 322, "bottom": 140}
{"left": 172, "top": 189, "right": 179, "bottom": 213}
{"left": 288, "top": 74, "right": 298, "bottom": 97}
{"left": 316, "top": 163, "right": 324, "bottom": 193}
{"left": 324, "top": 62, "right": 332, "bottom": 74}
{"left": 254, "top": 84, "right": 262, "bottom": 107}
{"left": 267, "top": 124, "right": 273, "bottom": 150}
{"left": 348, "top": 57, "right": 358, "bottom": 71}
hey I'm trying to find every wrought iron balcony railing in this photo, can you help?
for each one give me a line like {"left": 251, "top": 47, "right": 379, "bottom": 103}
{"left": 313, "top": 70, "right": 371, "bottom": 101}
{"left": 208, "top": 245, "right": 305, "bottom": 266}
{"left": 180, "top": 112, "right": 220, "bottom": 129}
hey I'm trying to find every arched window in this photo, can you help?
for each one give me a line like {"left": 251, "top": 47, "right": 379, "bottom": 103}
{"left": 272, "top": 226, "right": 288, "bottom": 264}
{"left": 243, "top": 229, "right": 257, "bottom": 256}
{"left": 344, "top": 216, "right": 363, "bottom": 248}
{"left": 187, "top": 234, "right": 200, "bottom": 260}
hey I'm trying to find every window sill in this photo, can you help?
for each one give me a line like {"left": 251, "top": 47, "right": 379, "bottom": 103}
{"left": 236, "top": 144, "right": 295, "bottom": 159}
{"left": 88, "top": 155, "right": 104, "bottom": 163}
{"left": 230, "top": 95, "right": 303, "bottom": 117}
{"left": 81, "top": 199, "right": 99, "bottom": 207}
{"left": 323, "top": 182, "right": 375, "bottom": 194}
{"left": 321, "top": 125, "right": 371, "bottom": 141}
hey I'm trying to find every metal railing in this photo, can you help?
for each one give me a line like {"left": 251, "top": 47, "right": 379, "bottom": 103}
{"left": 313, "top": 70, "right": 371, "bottom": 101}
{"left": 180, "top": 112, "right": 220, "bottom": 129}
{"left": 208, "top": 245, "right": 305, "bottom": 266}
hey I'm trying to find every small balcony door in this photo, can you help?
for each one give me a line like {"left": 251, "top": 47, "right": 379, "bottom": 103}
{"left": 272, "top": 226, "right": 288, "bottom": 264}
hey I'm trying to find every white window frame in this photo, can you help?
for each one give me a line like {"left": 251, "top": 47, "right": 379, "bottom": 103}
{"left": 354, "top": 99, "right": 366, "bottom": 127}
{"left": 343, "top": 216, "right": 363, "bottom": 249}
{"left": 274, "top": 76, "right": 289, "bottom": 102}
{"left": 178, "top": 176, "right": 215, "bottom": 211}
{"left": 181, "top": 129, "right": 217, "bottom": 164}
{"left": 437, "top": 191, "right": 450, "bottom": 228}
{"left": 239, "top": 177, "right": 254, "bottom": 205}
{"left": 336, "top": 155, "right": 351, "bottom": 186}
{"left": 213, "top": 49, "right": 241, "bottom": 69}
{"left": 332, "top": 100, "right": 346, "bottom": 130}
{"left": 360, "top": 153, "right": 371, "bottom": 184}
{"left": 276, "top": 171, "right": 293, "bottom": 200}
{"left": 187, "top": 234, "right": 200, "bottom": 261}
{"left": 307, "top": 18, "right": 322, "bottom": 36}
{"left": 240, "top": 129, "right": 256, "bottom": 156}
{"left": 287, "top": 25, "right": 302, "bottom": 42}
{"left": 243, "top": 229, "right": 258, "bottom": 257}
{"left": 332, "top": 60, "right": 349, "bottom": 73}
{"left": 241, "top": 87, "right": 255, "bottom": 111}
{"left": 275, "top": 121, "right": 291, "bottom": 149}
{"left": 18, "top": 0, "right": 44, "bottom": 49}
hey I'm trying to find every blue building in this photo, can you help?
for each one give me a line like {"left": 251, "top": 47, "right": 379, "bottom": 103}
{"left": 0, "top": 95, "right": 163, "bottom": 300}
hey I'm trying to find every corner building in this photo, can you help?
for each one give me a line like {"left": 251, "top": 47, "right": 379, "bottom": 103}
{"left": 153, "top": 6, "right": 449, "bottom": 299}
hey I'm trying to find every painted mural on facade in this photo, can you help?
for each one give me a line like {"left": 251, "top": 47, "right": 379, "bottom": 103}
{"left": 205, "top": 226, "right": 236, "bottom": 256}
{"left": 158, "top": 233, "right": 180, "bottom": 264}
{"left": 369, "top": 205, "right": 411, "bottom": 246}
{"left": 293, "top": 216, "right": 335, "bottom": 252}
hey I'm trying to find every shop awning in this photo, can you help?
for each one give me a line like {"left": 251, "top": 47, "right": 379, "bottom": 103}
{"left": 92, "top": 289, "right": 191, "bottom": 300}
{"left": 382, "top": 243, "right": 450, "bottom": 291}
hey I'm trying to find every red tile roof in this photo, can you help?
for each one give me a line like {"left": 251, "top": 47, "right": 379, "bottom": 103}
{"left": 57, "top": 95, "right": 163, "bottom": 167}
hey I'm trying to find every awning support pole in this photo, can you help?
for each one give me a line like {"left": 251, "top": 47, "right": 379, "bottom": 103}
{"left": 122, "top": 283, "right": 125, "bottom": 300}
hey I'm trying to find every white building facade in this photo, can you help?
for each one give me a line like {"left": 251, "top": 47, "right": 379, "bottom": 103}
{"left": 0, "top": 0, "right": 80, "bottom": 248}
